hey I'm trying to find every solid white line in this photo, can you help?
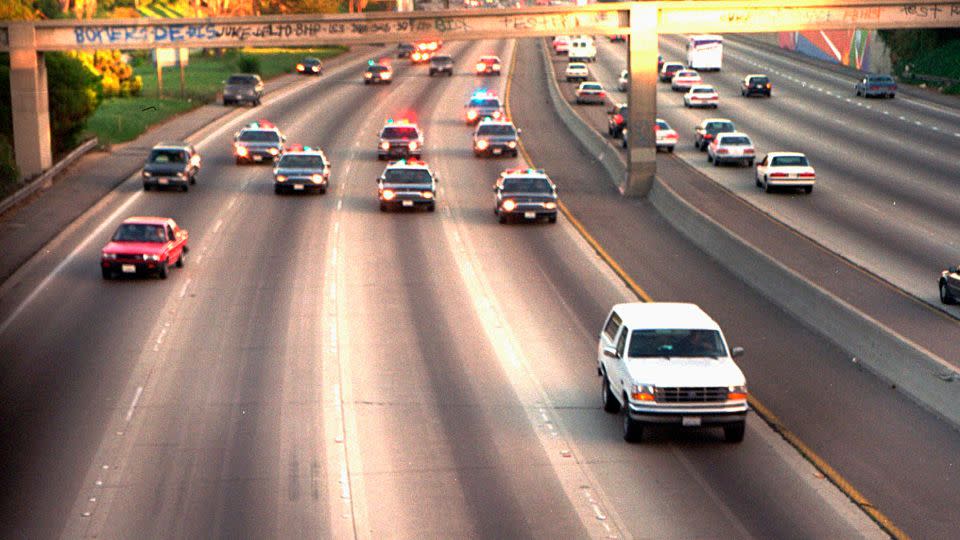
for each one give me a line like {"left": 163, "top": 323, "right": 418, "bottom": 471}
{"left": 0, "top": 190, "right": 143, "bottom": 335}
{"left": 124, "top": 386, "right": 143, "bottom": 422}
{"left": 212, "top": 219, "right": 223, "bottom": 233}
{"left": 178, "top": 278, "right": 192, "bottom": 299}
{"left": 336, "top": 199, "right": 343, "bottom": 210}
{"left": 333, "top": 222, "right": 339, "bottom": 234}
{"left": 227, "top": 196, "right": 237, "bottom": 210}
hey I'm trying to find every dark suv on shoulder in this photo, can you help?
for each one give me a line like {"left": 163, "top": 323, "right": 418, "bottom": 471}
{"left": 142, "top": 142, "right": 200, "bottom": 192}
{"left": 223, "top": 73, "right": 264, "bottom": 106}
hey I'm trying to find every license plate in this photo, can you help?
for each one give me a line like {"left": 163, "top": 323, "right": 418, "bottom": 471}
{"left": 253, "top": 156, "right": 263, "bottom": 161}
{"left": 158, "top": 178, "right": 169, "bottom": 185}
{"left": 121, "top": 264, "right": 136, "bottom": 273}
{"left": 524, "top": 211, "right": 536, "bottom": 219}
{"left": 682, "top": 416, "right": 702, "bottom": 427}
{"left": 293, "top": 184, "right": 304, "bottom": 190}
{"left": 402, "top": 200, "right": 414, "bottom": 207}
{"left": 493, "top": 148, "right": 502, "bottom": 155}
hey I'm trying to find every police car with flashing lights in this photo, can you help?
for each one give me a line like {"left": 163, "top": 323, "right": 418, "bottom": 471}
{"left": 363, "top": 61, "right": 393, "bottom": 84}
{"left": 377, "top": 119, "right": 423, "bottom": 160}
{"left": 473, "top": 119, "right": 520, "bottom": 157}
{"left": 464, "top": 91, "right": 505, "bottom": 125}
{"left": 273, "top": 146, "right": 331, "bottom": 194}
{"left": 233, "top": 121, "right": 286, "bottom": 165}
{"left": 493, "top": 168, "right": 558, "bottom": 224}
{"left": 377, "top": 159, "right": 438, "bottom": 212}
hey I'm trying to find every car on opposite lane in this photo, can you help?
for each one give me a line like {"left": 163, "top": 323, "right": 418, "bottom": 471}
{"left": 683, "top": 84, "right": 719, "bottom": 108}
{"left": 575, "top": 81, "right": 606, "bottom": 104}
{"left": 233, "top": 121, "right": 285, "bottom": 165}
{"left": 473, "top": 118, "right": 520, "bottom": 157}
{"left": 363, "top": 62, "right": 393, "bottom": 84}
{"left": 494, "top": 168, "right": 559, "bottom": 224}
{"left": 429, "top": 55, "right": 454, "bottom": 76}
{"left": 939, "top": 265, "right": 960, "bottom": 304}
{"left": 741, "top": 74, "right": 772, "bottom": 97}
{"left": 222, "top": 73, "right": 264, "bottom": 106}
{"left": 378, "top": 159, "right": 438, "bottom": 212}
{"left": 101, "top": 217, "right": 188, "bottom": 280}
{"left": 856, "top": 74, "right": 897, "bottom": 98}
{"left": 274, "top": 146, "right": 331, "bottom": 194}
{"left": 142, "top": 142, "right": 200, "bottom": 192}
{"left": 295, "top": 57, "right": 323, "bottom": 75}
{"left": 475, "top": 55, "right": 502, "bottom": 76}
{"left": 755, "top": 152, "right": 816, "bottom": 193}
{"left": 694, "top": 118, "right": 736, "bottom": 151}
{"left": 378, "top": 119, "right": 424, "bottom": 160}
{"left": 659, "top": 62, "right": 684, "bottom": 82}
{"left": 707, "top": 132, "right": 756, "bottom": 167}
{"left": 565, "top": 62, "right": 589, "bottom": 82}
{"left": 671, "top": 69, "right": 703, "bottom": 92}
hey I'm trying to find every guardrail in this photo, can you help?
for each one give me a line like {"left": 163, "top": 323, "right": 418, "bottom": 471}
{"left": 0, "top": 137, "right": 98, "bottom": 218}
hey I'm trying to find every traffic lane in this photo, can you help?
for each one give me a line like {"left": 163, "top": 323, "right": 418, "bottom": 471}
{"left": 0, "top": 51, "right": 391, "bottom": 536}
{"left": 512, "top": 38, "right": 943, "bottom": 538}
{"left": 335, "top": 39, "right": 593, "bottom": 538}
{"left": 594, "top": 37, "right": 960, "bottom": 311}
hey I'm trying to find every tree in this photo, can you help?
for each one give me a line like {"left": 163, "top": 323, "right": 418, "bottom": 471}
{"left": 45, "top": 52, "right": 101, "bottom": 155}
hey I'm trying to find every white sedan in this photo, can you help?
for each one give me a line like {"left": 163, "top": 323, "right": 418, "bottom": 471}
{"left": 575, "top": 81, "right": 607, "bottom": 104}
{"left": 617, "top": 69, "right": 628, "bottom": 91}
{"left": 655, "top": 118, "right": 678, "bottom": 152}
{"left": 683, "top": 84, "right": 719, "bottom": 108}
{"left": 565, "top": 62, "right": 589, "bottom": 82}
{"left": 707, "top": 132, "right": 755, "bottom": 167}
{"left": 671, "top": 69, "right": 702, "bottom": 91}
{"left": 755, "top": 152, "right": 816, "bottom": 193}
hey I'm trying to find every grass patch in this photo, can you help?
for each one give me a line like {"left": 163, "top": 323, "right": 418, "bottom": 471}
{"left": 86, "top": 46, "right": 347, "bottom": 145}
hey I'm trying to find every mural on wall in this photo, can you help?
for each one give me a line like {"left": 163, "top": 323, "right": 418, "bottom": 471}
{"left": 779, "top": 29, "right": 874, "bottom": 71}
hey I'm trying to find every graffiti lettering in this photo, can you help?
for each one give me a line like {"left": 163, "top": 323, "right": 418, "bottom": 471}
{"left": 434, "top": 18, "right": 470, "bottom": 33}
{"left": 72, "top": 24, "right": 217, "bottom": 45}
{"left": 901, "top": 4, "right": 943, "bottom": 17}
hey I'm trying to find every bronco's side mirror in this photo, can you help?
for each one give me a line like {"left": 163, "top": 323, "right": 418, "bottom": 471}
{"left": 731, "top": 347, "right": 745, "bottom": 358}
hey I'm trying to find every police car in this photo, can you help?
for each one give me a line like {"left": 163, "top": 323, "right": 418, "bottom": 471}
{"left": 473, "top": 118, "right": 520, "bottom": 157}
{"left": 493, "top": 168, "right": 558, "bottom": 224}
{"left": 363, "top": 61, "right": 393, "bottom": 85}
{"left": 377, "top": 159, "right": 438, "bottom": 212}
{"left": 233, "top": 121, "right": 285, "bottom": 165}
{"left": 273, "top": 146, "right": 331, "bottom": 194}
{"left": 464, "top": 90, "right": 505, "bottom": 125}
{"left": 377, "top": 119, "right": 423, "bottom": 160}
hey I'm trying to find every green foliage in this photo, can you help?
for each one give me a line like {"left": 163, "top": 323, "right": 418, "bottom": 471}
{"left": 0, "top": 136, "right": 19, "bottom": 197}
{"left": 909, "top": 40, "right": 960, "bottom": 80}
{"left": 46, "top": 52, "right": 102, "bottom": 156}
{"left": 0, "top": 59, "right": 11, "bottom": 142}
{"left": 878, "top": 29, "right": 960, "bottom": 72}
{"left": 236, "top": 54, "right": 262, "bottom": 74}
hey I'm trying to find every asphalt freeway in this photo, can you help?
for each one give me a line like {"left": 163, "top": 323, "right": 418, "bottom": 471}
{"left": 0, "top": 36, "right": 954, "bottom": 539}
{"left": 588, "top": 34, "right": 960, "bottom": 316}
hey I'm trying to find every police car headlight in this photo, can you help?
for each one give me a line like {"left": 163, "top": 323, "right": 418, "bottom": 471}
{"left": 311, "top": 174, "right": 324, "bottom": 183}
{"left": 507, "top": 141, "right": 517, "bottom": 148}
{"left": 276, "top": 175, "right": 287, "bottom": 182}
{"left": 502, "top": 199, "right": 517, "bottom": 212}
{"left": 476, "top": 140, "right": 489, "bottom": 150}
{"left": 476, "top": 63, "right": 485, "bottom": 72}
{"left": 381, "top": 72, "right": 392, "bottom": 80}
{"left": 380, "top": 142, "right": 390, "bottom": 150}
{"left": 544, "top": 201, "right": 557, "bottom": 210}
{"left": 382, "top": 189, "right": 396, "bottom": 200}
{"left": 364, "top": 72, "right": 373, "bottom": 79}
{"left": 235, "top": 146, "right": 248, "bottom": 156}
{"left": 467, "top": 110, "right": 478, "bottom": 120}
{"left": 268, "top": 147, "right": 279, "bottom": 156}
{"left": 492, "top": 111, "right": 502, "bottom": 119}
{"left": 421, "top": 191, "right": 434, "bottom": 199}
{"left": 408, "top": 141, "right": 419, "bottom": 150}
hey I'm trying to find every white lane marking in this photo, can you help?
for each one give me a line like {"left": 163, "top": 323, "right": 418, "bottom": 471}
{"left": 899, "top": 116, "right": 907, "bottom": 121}
{"left": 124, "top": 386, "right": 143, "bottom": 422}
{"left": 178, "top": 278, "right": 192, "bottom": 299}
{"left": 336, "top": 199, "right": 343, "bottom": 210}
{"left": 227, "top": 196, "right": 238, "bottom": 210}
{"left": 152, "top": 326, "right": 168, "bottom": 352}
{"left": 333, "top": 222, "right": 340, "bottom": 234}
{"left": 212, "top": 219, "right": 223, "bottom": 233}
{"left": 915, "top": 121, "right": 923, "bottom": 126}
{"left": 932, "top": 126, "right": 940, "bottom": 131}
{"left": 954, "top": 132, "right": 960, "bottom": 137}
{"left": 0, "top": 190, "right": 143, "bottom": 335}
{"left": 340, "top": 464, "right": 351, "bottom": 499}
{"left": 883, "top": 111, "right": 890, "bottom": 115}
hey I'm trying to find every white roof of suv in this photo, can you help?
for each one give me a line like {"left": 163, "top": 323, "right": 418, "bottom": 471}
{"left": 611, "top": 302, "right": 721, "bottom": 331}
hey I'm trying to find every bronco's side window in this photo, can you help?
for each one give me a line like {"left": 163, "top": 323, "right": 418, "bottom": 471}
{"left": 603, "top": 312, "right": 622, "bottom": 341}
{"left": 615, "top": 327, "right": 628, "bottom": 358}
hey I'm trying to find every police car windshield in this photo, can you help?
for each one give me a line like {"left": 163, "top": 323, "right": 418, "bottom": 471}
{"left": 384, "top": 169, "right": 432, "bottom": 184}
{"left": 239, "top": 130, "right": 280, "bottom": 142}
{"left": 382, "top": 127, "right": 418, "bottom": 139}
{"left": 280, "top": 155, "right": 324, "bottom": 168}
{"left": 477, "top": 125, "right": 515, "bottom": 136}
{"left": 470, "top": 98, "right": 501, "bottom": 108}
{"left": 113, "top": 224, "right": 166, "bottom": 243}
{"left": 771, "top": 155, "right": 809, "bottom": 167}
{"left": 503, "top": 177, "right": 552, "bottom": 193}
{"left": 628, "top": 329, "right": 727, "bottom": 358}
{"left": 148, "top": 149, "right": 186, "bottom": 163}
{"left": 227, "top": 75, "right": 257, "bottom": 85}
{"left": 721, "top": 136, "right": 752, "bottom": 146}
{"left": 369, "top": 65, "right": 390, "bottom": 72}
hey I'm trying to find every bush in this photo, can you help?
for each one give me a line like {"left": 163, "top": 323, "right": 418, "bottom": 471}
{"left": 0, "top": 135, "right": 19, "bottom": 191}
{"left": 236, "top": 54, "right": 261, "bottom": 74}
{"left": 46, "top": 52, "right": 101, "bottom": 156}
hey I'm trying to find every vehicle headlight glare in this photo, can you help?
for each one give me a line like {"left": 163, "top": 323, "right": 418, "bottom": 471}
{"left": 544, "top": 201, "right": 557, "bottom": 209}
{"left": 143, "top": 171, "right": 151, "bottom": 177}
{"left": 502, "top": 199, "right": 516, "bottom": 212}
{"left": 408, "top": 141, "right": 419, "bottom": 150}
{"left": 236, "top": 146, "right": 248, "bottom": 156}
{"left": 422, "top": 190, "right": 434, "bottom": 199}
{"left": 311, "top": 174, "right": 324, "bottom": 183}
{"left": 382, "top": 189, "right": 396, "bottom": 200}
{"left": 276, "top": 175, "right": 287, "bottom": 182}
{"left": 476, "top": 140, "right": 489, "bottom": 150}
{"left": 507, "top": 141, "right": 517, "bottom": 148}
{"left": 103, "top": 252, "right": 116, "bottom": 260}
{"left": 364, "top": 72, "right": 373, "bottom": 78}
{"left": 143, "top": 254, "right": 160, "bottom": 261}
{"left": 380, "top": 142, "right": 390, "bottom": 150}
{"left": 268, "top": 147, "right": 279, "bottom": 155}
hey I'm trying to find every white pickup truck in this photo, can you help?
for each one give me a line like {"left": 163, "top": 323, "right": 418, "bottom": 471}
{"left": 597, "top": 302, "right": 749, "bottom": 443}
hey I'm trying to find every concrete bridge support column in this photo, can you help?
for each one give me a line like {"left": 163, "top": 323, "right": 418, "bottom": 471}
{"left": 623, "top": 3, "right": 657, "bottom": 197}
{"left": 8, "top": 24, "right": 52, "bottom": 180}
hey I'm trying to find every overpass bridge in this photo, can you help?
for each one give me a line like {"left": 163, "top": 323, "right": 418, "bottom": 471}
{"left": 2, "top": 0, "right": 958, "bottom": 195}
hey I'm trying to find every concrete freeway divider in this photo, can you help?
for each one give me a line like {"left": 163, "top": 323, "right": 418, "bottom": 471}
{"left": 534, "top": 39, "right": 960, "bottom": 430}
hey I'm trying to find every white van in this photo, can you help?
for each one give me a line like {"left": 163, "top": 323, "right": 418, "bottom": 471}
{"left": 597, "top": 302, "right": 748, "bottom": 443}
{"left": 568, "top": 37, "right": 597, "bottom": 62}
{"left": 686, "top": 34, "right": 723, "bottom": 71}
